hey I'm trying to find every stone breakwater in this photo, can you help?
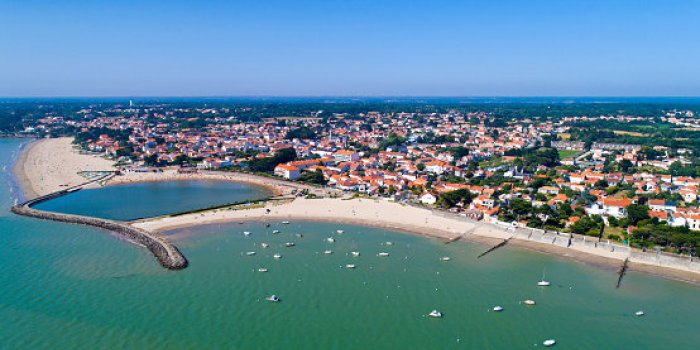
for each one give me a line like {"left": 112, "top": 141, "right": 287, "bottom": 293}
{"left": 11, "top": 189, "right": 188, "bottom": 270}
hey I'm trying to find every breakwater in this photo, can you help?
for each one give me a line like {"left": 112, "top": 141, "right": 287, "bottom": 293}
{"left": 11, "top": 188, "right": 188, "bottom": 270}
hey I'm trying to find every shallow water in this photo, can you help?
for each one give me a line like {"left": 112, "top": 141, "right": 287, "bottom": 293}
{"left": 33, "top": 179, "right": 272, "bottom": 220}
{"left": 2, "top": 138, "right": 700, "bottom": 349}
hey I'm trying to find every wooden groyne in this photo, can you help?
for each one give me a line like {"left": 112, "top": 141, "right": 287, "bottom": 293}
{"left": 616, "top": 258, "right": 629, "bottom": 289}
{"left": 11, "top": 188, "right": 188, "bottom": 270}
{"left": 477, "top": 237, "right": 512, "bottom": 259}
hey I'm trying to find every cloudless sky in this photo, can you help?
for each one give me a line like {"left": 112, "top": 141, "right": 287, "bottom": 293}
{"left": 1, "top": 0, "right": 699, "bottom": 97}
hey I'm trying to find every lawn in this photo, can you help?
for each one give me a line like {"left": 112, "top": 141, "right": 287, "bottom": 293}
{"left": 557, "top": 149, "right": 582, "bottom": 159}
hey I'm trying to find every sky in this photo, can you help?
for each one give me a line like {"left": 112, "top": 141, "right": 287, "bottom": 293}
{"left": 1, "top": 0, "right": 699, "bottom": 97}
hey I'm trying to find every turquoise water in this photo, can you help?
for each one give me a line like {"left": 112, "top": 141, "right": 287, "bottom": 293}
{"left": 34, "top": 179, "right": 272, "bottom": 220}
{"left": 2, "top": 138, "right": 700, "bottom": 349}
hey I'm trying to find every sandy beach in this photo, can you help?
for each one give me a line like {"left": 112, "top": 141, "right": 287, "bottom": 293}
{"left": 13, "top": 137, "right": 115, "bottom": 198}
{"left": 13, "top": 137, "right": 700, "bottom": 283}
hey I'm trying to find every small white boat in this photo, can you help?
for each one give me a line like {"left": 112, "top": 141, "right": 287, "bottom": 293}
{"left": 385, "top": 241, "right": 394, "bottom": 246}
{"left": 243, "top": 231, "right": 251, "bottom": 236}
{"left": 326, "top": 237, "right": 336, "bottom": 243}
{"left": 272, "top": 230, "right": 280, "bottom": 234}
{"left": 295, "top": 233, "right": 303, "bottom": 238}
{"left": 285, "top": 242, "right": 295, "bottom": 247}
{"left": 493, "top": 306, "right": 504, "bottom": 312}
{"left": 351, "top": 251, "right": 361, "bottom": 257}
{"left": 428, "top": 310, "right": 442, "bottom": 318}
{"left": 258, "top": 268, "right": 268, "bottom": 272}
{"left": 324, "top": 250, "right": 333, "bottom": 255}
{"left": 635, "top": 310, "right": 645, "bottom": 316}
{"left": 273, "top": 254, "right": 282, "bottom": 259}
{"left": 336, "top": 230, "right": 344, "bottom": 234}
{"left": 266, "top": 295, "right": 280, "bottom": 302}
{"left": 378, "top": 252, "right": 390, "bottom": 257}
{"left": 245, "top": 251, "right": 256, "bottom": 256}
{"left": 440, "top": 257, "right": 451, "bottom": 261}
{"left": 523, "top": 300, "right": 536, "bottom": 305}
{"left": 282, "top": 221, "right": 290, "bottom": 224}
{"left": 543, "top": 339, "right": 556, "bottom": 347}
{"left": 345, "top": 264, "right": 356, "bottom": 269}
{"left": 538, "top": 269, "right": 551, "bottom": 286}
{"left": 261, "top": 243, "right": 269, "bottom": 248}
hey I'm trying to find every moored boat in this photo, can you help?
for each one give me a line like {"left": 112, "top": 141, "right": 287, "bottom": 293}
{"left": 428, "top": 310, "right": 442, "bottom": 318}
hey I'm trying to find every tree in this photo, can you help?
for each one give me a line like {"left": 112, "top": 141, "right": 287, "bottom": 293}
{"left": 416, "top": 163, "right": 426, "bottom": 171}
{"left": 626, "top": 204, "right": 650, "bottom": 226}
{"left": 285, "top": 126, "right": 316, "bottom": 140}
{"left": 619, "top": 159, "right": 634, "bottom": 173}
{"left": 298, "top": 169, "right": 327, "bottom": 185}
{"left": 594, "top": 179, "right": 609, "bottom": 189}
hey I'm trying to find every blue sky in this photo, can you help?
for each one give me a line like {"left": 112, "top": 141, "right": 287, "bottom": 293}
{"left": 1, "top": 0, "right": 699, "bottom": 97}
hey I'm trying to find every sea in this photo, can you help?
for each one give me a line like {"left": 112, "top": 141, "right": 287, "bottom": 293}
{"left": 2, "top": 138, "right": 700, "bottom": 349}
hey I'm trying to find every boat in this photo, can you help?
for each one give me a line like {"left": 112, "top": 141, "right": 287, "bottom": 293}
{"left": 282, "top": 221, "right": 290, "bottom": 224}
{"left": 635, "top": 310, "right": 645, "bottom": 316}
{"left": 440, "top": 256, "right": 451, "bottom": 261}
{"left": 493, "top": 306, "right": 504, "bottom": 312}
{"left": 285, "top": 242, "right": 295, "bottom": 247}
{"left": 326, "top": 237, "right": 336, "bottom": 243}
{"left": 428, "top": 310, "right": 442, "bottom": 318}
{"left": 336, "top": 230, "right": 344, "bottom": 234}
{"left": 272, "top": 230, "right": 280, "bottom": 234}
{"left": 266, "top": 295, "right": 280, "bottom": 302}
{"left": 273, "top": 254, "right": 282, "bottom": 259}
{"left": 243, "top": 231, "right": 251, "bottom": 236}
{"left": 258, "top": 268, "right": 268, "bottom": 272}
{"left": 378, "top": 252, "right": 390, "bottom": 257}
{"left": 295, "top": 233, "right": 303, "bottom": 238}
{"left": 345, "top": 264, "right": 356, "bottom": 269}
{"left": 265, "top": 223, "right": 270, "bottom": 228}
{"left": 261, "top": 243, "right": 269, "bottom": 248}
{"left": 324, "top": 250, "right": 333, "bottom": 255}
{"left": 538, "top": 269, "right": 551, "bottom": 286}
{"left": 385, "top": 241, "right": 393, "bottom": 246}
{"left": 523, "top": 300, "right": 536, "bottom": 305}
{"left": 543, "top": 339, "right": 556, "bottom": 347}
{"left": 245, "top": 251, "right": 256, "bottom": 256}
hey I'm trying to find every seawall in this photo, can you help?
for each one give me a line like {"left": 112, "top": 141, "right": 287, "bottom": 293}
{"left": 11, "top": 188, "right": 188, "bottom": 270}
{"left": 492, "top": 221, "right": 700, "bottom": 276}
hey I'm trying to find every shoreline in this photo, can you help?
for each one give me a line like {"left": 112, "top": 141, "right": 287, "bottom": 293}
{"left": 11, "top": 137, "right": 700, "bottom": 285}
{"left": 11, "top": 139, "right": 39, "bottom": 200}
{"left": 135, "top": 197, "right": 700, "bottom": 285}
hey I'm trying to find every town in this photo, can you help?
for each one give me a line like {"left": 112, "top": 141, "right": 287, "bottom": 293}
{"left": 17, "top": 101, "right": 700, "bottom": 255}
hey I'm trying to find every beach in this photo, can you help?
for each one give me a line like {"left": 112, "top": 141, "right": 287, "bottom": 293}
{"left": 13, "top": 137, "right": 115, "bottom": 198}
{"left": 13, "top": 137, "right": 700, "bottom": 283}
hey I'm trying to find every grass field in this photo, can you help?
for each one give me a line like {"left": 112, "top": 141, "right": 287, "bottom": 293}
{"left": 557, "top": 149, "right": 582, "bottom": 159}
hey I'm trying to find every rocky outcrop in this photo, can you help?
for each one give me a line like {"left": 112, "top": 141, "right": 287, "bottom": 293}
{"left": 11, "top": 189, "right": 188, "bottom": 270}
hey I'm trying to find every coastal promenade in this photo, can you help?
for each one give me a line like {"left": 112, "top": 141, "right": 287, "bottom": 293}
{"left": 11, "top": 186, "right": 188, "bottom": 270}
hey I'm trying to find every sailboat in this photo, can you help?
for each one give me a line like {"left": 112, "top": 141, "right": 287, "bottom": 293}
{"left": 538, "top": 269, "right": 551, "bottom": 286}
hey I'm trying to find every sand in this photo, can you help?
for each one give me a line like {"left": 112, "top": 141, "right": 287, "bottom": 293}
{"left": 13, "top": 137, "right": 115, "bottom": 198}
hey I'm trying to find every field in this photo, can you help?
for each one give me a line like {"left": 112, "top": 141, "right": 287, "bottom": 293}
{"left": 557, "top": 149, "right": 582, "bottom": 159}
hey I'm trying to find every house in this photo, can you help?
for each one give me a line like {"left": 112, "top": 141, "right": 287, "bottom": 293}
{"left": 333, "top": 150, "right": 360, "bottom": 163}
{"left": 274, "top": 164, "right": 301, "bottom": 180}
{"left": 601, "top": 197, "right": 633, "bottom": 218}
{"left": 420, "top": 192, "right": 437, "bottom": 205}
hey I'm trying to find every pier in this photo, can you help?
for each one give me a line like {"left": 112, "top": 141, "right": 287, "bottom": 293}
{"left": 11, "top": 185, "right": 188, "bottom": 270}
